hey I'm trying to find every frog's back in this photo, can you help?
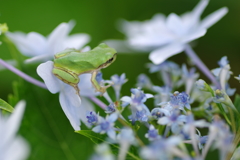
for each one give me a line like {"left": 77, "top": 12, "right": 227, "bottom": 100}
{"left": 53, "top": 52, "right": 97, "bottom": 74}
{"left": 53, "top": 43, "right": 117, "bottom": 74}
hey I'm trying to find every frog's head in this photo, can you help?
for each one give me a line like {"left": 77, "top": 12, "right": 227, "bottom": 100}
{"left": 96, "top": 43, "right": 117, "bottom": 69}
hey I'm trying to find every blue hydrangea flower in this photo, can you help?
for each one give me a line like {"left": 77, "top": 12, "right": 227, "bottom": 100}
{"left": 136, "top": 74, "right": 153, "bottom": 90}
{"left": 116, "top": 128, "right": 136, "bottom": 160}
{"left": 150, "top": 108, "right": 170, "bottom": 120}
{"left": 169, "top": 91, "right": 191, "bottom": 110}
{"left": 111, "top": 73, "right": 128, "bottom": 100}
{"left": 141, "top": 136, "right": 183, "bottom": 160}
{"left": 158, "top": 110, "right": 186, "bottom": 134}
{"left": 92, "top": 113, "right": 118, "bottom": 139}
{"left": 145, "top": 125, "right": 160, "bottom": 141}
{"left": 204, "top": 117, "right": 234, "bottom": 160}
{"left": 121, "top": 88, "right": 153, "bottom": 124}
{"left": 147, "top": 61, "right": 181, "bottom": 88}
{"left": 177, "top": 64, "right": 199, "bottom": 94}
{"left": 86, "top": 111, "right": 98, "bottom": 126}
{"left": 105, "top": 103, "right": 116, "bottom": 114}
{"left": 212, "top": 57, "right": 236, "bottom": 96}
{"left": 152, "top": 85, "right": 171, "bottom": 105}
{"left": 129, "top": 109, "right": 148, "bottom": 123}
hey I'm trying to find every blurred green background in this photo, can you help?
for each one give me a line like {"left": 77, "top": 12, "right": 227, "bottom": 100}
{"left": 0, "top": 0, "right": 240, "bottom": 159}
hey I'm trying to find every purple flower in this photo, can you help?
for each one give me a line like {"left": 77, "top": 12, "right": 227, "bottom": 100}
{"left": 111, "top": 73, "right": 127, "bottom": 100}
{"left": 92, "top": 113, "right": 118, "bottom": 139}
{"left": 145, "top": 125, "right": 160, "bottom": 141}
{"left": 86, "top": 111, "right": 98, "bottom": 125}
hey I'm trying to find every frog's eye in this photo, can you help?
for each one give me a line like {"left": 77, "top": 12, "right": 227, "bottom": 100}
{"left": 106, "top": 57, "right": 114, "bottom": 63}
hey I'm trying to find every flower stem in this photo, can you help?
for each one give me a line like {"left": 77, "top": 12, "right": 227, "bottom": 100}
{"left": 184, "top": 44, "right": 221, "bottom": 89}
{"left": 0, "top": 59, "right": 47, "bottom": 89}
{"left": 88, "top": 96, "right": 107, "bottom": 109}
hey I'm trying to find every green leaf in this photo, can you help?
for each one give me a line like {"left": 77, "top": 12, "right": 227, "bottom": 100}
{"left": 76, "top": 130, "right": 141, "bottom": 160}
{"left": 234, "top": 94, "right": 240, "bottom": 113}
{"left": 0, "top": 98, "right": 14, "bottom": 112}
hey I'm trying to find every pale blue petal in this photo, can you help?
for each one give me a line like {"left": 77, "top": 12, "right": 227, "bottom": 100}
{"left": 121, "top": 96, "right": 132, "bottom": 103}
{"left": 199, "top": 7, "right": 228, "bottom": 30}
{"left": 47, "top": 23, "right": 70, "bottom": 46}
{"left": 166, "top": 13, "right": 185, "bottom": 36}
{"left": 6, "top": 31, "right": 47, "bottom": 57}
{"left": 59, "top": 85, "right": 81, "bottom": 131}
{"left": 25, "top": 54, "right": 53, "bottom": 64}
{"left": 78, "top": 74, "right": 98, "bottom": 96}
{"left": 171, "top": 123, "right": 181, "bottom": 134}
{"left": 149, "top": 43, "right": 184, "bottom": 64}
{"left": 182, "top": 29, "right": 206, "bottom": 43}
{"left": 145, "top": 94, "right": 154, "bottom": 99}
{"left": 191, "top": 0, "right": 209, "bottom": 22}
{"left": 108, "top": 113, "right": 118, "bottom": 122}
{"left": 158, "top": 117, "right": 170, "bottom": 125}
{"left": 104, "top": 39, "right": 135, "bottom": 53}
{"left": 79, "top": 97, "right": 95, "bottom": 127}
{"left": 36, "top": 61, "right": 61, "bottom": 93}
{"left": 3, "top": 137, "right": 29, "bottom": 160}
{"left": 107, "top": 129, "right": 116, "bottom": 139}
{"left": 2, "top": 101, "right": 26, "bottom": 147}
{"left": 167, "top": 136, "right": 182, "bottom": 145}
{"left": 92, "top": 125, "right": 101, "bottom": 133}
{"left": 63, "top": 33, "right": 90, "bottom": 49}
{"left": 219, "top": 64, "right": 231, "bottom": 91}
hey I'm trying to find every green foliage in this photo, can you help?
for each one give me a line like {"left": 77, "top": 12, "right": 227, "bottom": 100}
{"left": 8, "top": 80, "right": 93, "bottom": 160}
{"left": 234, "top": 94, "right": 240, "bottom": 113}
{"left": 0, "top": 98, "right": 14, "bottom": 112}
{"left": 76, "top": 130, "right": 141, "bottom": 160}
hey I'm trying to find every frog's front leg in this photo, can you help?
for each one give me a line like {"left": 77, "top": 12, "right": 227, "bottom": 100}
{"left": 53, "top": 67, "right": 80, "bottom": 96}
{"left": 91, "top": 71, "right": 111, "bottom": 95}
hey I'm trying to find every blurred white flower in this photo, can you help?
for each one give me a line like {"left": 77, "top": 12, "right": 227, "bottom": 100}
{"left": 6, "top": 21, "right": 90, "bottom": 63}
{"left": 0, "top": 100, "right": 29, "bottom": 160}
{"left": 37, "top": 61, "right": 97, "bottom": 131}
{"left": 107, "top": 0, "right": 227, "bottom": 65}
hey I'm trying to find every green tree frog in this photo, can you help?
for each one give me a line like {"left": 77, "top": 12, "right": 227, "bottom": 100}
{"left": 52, "top": 43, "right": 117, "bottom": 96}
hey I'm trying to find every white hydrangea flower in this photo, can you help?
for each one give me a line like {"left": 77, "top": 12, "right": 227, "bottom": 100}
{"left": 107, "top": 0, "right": 228, "bottom": 65}
{"left": 37, "top": 61, "right": 97, "bottom": 131}
{"left": 6, "top": 20, "right": 90, "bottom": 63}
{"left": 0, "top": 101, "right": 29, "bottom": 160}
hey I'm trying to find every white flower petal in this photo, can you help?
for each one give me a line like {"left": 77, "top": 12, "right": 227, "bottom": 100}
{"left": 3, "top": 137, "right": 29, "bottom": 160}
{"left": 59, "top": 86, "right": 82, "bottom": 131}
{"left": 37, "top": 61, "right": 61, "bottom": 93}
{"left": 63, "top": 34, "right": 90, "bottom": 49}
{"left": 108, "top": 113, "right": 118, "bottom": 122}
{"left": 120, "top": 96, "right": 132, "bottom": 103}
{"left": 25, "top": 54, "right": 53, "bottom": 64}
{"left": 47, "top": 22, "right": 72, "bottom": 53}
{"left": 107, "top": 129, "right": 116, "bottom": 140}
{"left": 92, "top": 125, "right": 101, "bottom": 133}
{"left": 199, "top": 7, "right": 228, "bottom": 30}
{"left": 158, "top": 117, "right": 170, "bottom": 125}
{"left": 149, "top": 43, "right": 184, "bottom": 64}
{"left": 219, "top": 64, "right": 231, "bottom": 91}
{"left": 78, "top": 74, "right": 98, "bottom": 96}
{"left": 191, "top": 0, "right": 209, "bottom": 22}
{"left": 166, "top": 13, "right": 185, "bottom": 36}
{"left": 6, "top": 32, "right": 47, "bottom": 57}
{"left": 182, "top": 29, "right": 206, "bottom": 43}
{"left": 145, "top": 94, "right": 154, "bottom": 99}
{"left": 104, "top": 39, "right": 135, "bottom": 53}
{"left": 78, "top": 97, "right": 94, "bottom": 127}
{"left": 2, "top": 101, "right": 26, "bottom": 147}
